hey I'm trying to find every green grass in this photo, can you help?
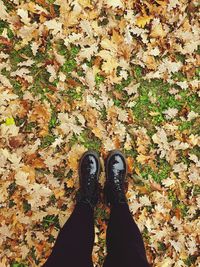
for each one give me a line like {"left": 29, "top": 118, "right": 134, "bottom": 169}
{"left": 40, "top": 135, "right": 56, "bottom": 148}
{"left": 172, "top": 71, "right": 186, "bottom": 82}
{"left": 42, "top": 215, "right": 60, "bottom": 230}
{"left": 7, "top": 182, "right": 17, "bottom": 197}
{"left": 62, "top": 59, "right": 77, "bottom": 73}
{"left": 114, "top": 74, "right": 133, "bottom": 91}
{"left": 178, "top": 121, "right": 193, "bottom": 131}
{"left": 0, "top": 19, "right": 14, "bottom": 38}
{"left": 70, "top": 130, "right": 101, "bottom": 150}
{"left": 57, "top": 42, "right": 80, "bottom": 74}
{"left": 168, "top": 190, "right": 189, "bottom": 217}
{"left": 1, "top": 0, "right": 15, "bottom": 11}
{"left": 133, "top": 65, "right": 144, "bottom": 79}
{"left": 183, "top": 255, "right": 198, "bottom": 266}
{"left": 24, "top": 122, "right": 37, "bottom": 132}
{"left": 157, "top": 241, "right": 167, "bottom": 252}
{"left": 8, "top": 199, "right": 16, "bottom": 208}
{"left": 23, "top": 200, "right": 31, "bottom": 213}
{"left": 193, "top": 185, "right": 200, "bottom": 196}
{"left": 49, "top": 110, "right": 58, "bottom": 130}
{"left": 11, "top": 263, "right": 28, "bottom": 267}
{"left": 47, "top": 234, "right": 56, "bottom": 243}
{"left": 95, "top": 73, "right": 105, "bottom": 86}
{"left": 126, "top": 77, "right": 200, "bottom": 136}
{"left": 136, "top": 162, "right": 170, "bottom": 183}
{"left": 94, "top": 207, "right": 109, "bottom": 222}
{"left": 62, "top": 87, "right": 84, "bottom": 101}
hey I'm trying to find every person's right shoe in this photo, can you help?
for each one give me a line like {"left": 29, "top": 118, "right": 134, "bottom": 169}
{"left": 76, "top": 150, "right": 101, "bottom": 208}
{"left": 104, "top": 150, "right": 128, "bottom": 206}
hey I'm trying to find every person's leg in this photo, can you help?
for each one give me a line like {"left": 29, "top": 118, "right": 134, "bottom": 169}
{"left": 43, "top": 150, "right": 101, "bottom": 267}
{"left": 43, "top": 202, "right": 94, "bottom": 267}
{"left": 103, "top": 150, "right": 149, "bottom": 267}
{"left": 103, "top": 203, "right": 149, "bottom": 267}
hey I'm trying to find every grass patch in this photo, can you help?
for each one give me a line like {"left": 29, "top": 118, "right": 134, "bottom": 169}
{"left": 40, "top": 135, "right": 56, "bottom": 148}
{"left": 11, "top": 263, "right": 28, "bottom": 267}
{"left": 70, "top": 130, "right": 101, "bottom": 150}
{"left": 42, "top": 215, "right": 60, "bottom": 230}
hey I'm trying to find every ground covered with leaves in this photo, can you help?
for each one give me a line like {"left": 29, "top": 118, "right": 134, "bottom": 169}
{"left": 0, "top": 0, "right": 200, "bottom": 266}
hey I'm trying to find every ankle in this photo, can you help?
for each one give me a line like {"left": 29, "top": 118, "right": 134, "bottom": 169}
{"left": 104, "top": 183, "right": 127, "bottom": 206}
{"left": 76, "top": 189, "right": 98, "bottom": 208}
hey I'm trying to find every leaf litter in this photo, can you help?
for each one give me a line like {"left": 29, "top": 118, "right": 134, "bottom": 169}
{"left": 0, "top": 0, "right": 199, "bottom": 266}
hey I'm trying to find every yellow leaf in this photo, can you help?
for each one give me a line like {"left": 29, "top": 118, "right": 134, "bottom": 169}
{"left": 92, "top": 127, "right": 103, "bottom": 139}
{"left": 136, "top": 154, "right": 150, "bottom": 164}
{"left": 112, "top": 29, "right": 124, "bottom": 45}
{"left": 66, "top": 178, "right": 75, "bottom": 188}
{"left": 5, "top": 117, "right": 15, "bottom": 126}
{"left": 136, "top": 15, "right": 153, "bottom": 28}
{"left": 54, "top": 188, "right": 65, "bottom": 198}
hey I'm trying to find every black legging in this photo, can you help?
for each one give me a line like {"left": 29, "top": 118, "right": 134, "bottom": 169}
{"left": 43, "top": 202, "right": 149, "bottom": 267}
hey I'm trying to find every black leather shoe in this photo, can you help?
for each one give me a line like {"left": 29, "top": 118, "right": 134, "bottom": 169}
{"left": 104, "top": 150, "right": 128, "bottom": 206}
{"left": 76, "top": 150, "right": 101, "bottom": 208}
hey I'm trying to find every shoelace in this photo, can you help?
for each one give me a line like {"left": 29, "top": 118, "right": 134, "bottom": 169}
{"left": 86, "top": 173, "right": 95, "bottom": 184}
{"left": 112, "top": 169, "right": 124, "bottom": 192}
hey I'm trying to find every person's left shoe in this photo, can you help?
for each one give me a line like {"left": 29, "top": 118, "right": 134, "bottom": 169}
{"left": 76, "top": 150, "right": 101, "bottom": 208}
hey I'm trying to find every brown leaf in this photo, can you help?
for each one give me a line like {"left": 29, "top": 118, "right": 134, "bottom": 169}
{"left": 22, "top": 165, "right": 36, "bottom": 182}
{"left": 35, "top": 0, "right": 48, "bottom": 7}
{"left": 31, "top": 158, "right": 46, "bottom": 169}
{"left": 174, "top": 208, "right": 181, "bottom": 220}
{"left": 0, "top": 37, "right": 12, "bottom": 47}
{"left": 66, "top": 78, "right": 80, "bottom": 87}
{"left": 114, "top": 136, "right": 121, "bottom": 149}
{"left": 9, "top": 134, "right": 24, "bottom": 148}
{"left": 149, "top": 179, "right": 164, "bottom": 191}
{"left": 18, "top": 100, "right": 30, "bottom": 118}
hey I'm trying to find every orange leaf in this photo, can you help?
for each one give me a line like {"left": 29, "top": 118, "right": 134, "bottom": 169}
{"left": 127, "top": 157, "right": 134, "bottom": 173}
{"left": 32, "top": 158, "right": 46, "bottom": 169}
{"left": 66, "top": 178, "right": 75, "bottom": 188}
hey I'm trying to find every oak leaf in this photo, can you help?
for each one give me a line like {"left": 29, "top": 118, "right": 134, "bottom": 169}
{"left": 106, "top": 0, "right": 124, "bottom": 8}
